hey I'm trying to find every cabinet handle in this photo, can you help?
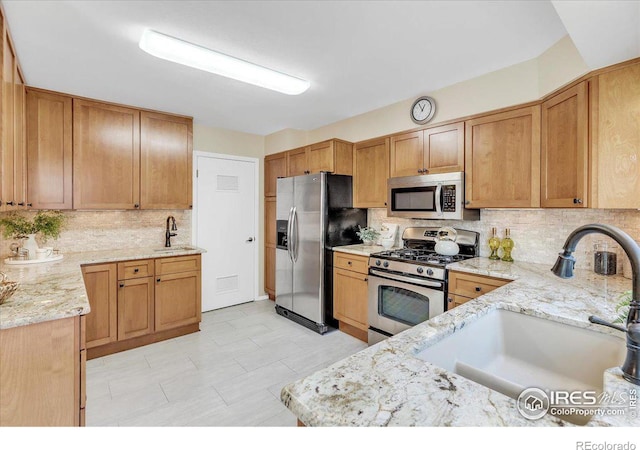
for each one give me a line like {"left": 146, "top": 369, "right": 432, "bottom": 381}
{"left": 157, "top": 278, "right": 161, "bottom": 283}
{"left": 417, "top": 169, "right": 424, "bottom": 174}
{"left": 134, "top": 268, "right": 139, "bottom": 273}
{"left": 26, "top": 203, "right": 32, "bottom": 207}
{"left": 448, "top": 297, "right": 453, "bottom": 303}
{"left": 134, "top": 204, "right": 140, "bottom": 208}
{"left": 475, "top": 286, "right": 482, "bottom": 292}
{"left": 119, "top": 283, "right": 125, "bottom": 288}
{"left": 573, "top": 198, "right": 583, "bottom": 204}
{"left": 5, "top": 201, "right": 14, "bottom": 206}
{"left": 17, "top": 202, "right": 25, "bottom": 206}
{"left": 423, "top": 168, "right": 429, "bottom": 174}
{"left": 364, "top": 277, "right": 368, "bottom": 282}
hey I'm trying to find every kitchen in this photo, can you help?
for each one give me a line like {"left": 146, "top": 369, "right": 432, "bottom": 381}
{"left": 1, "top": 0, "right": 639, "bottom": 444}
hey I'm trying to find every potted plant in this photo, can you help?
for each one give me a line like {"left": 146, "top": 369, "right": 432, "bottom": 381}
{"left": 0, "top": 211, "right": 66, "bottom": 258}
{"left": 356, "top": 226, "right": 380, "bottom": 246}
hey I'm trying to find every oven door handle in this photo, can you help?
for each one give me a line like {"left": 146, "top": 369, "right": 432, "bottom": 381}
{"left": 435, "top": 183, "right": 443, "bottom": 216}
{"left": 369, "top": 269, "right": 444, "bottom": 289}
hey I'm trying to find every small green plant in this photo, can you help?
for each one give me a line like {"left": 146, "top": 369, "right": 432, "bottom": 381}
{"left": 356, "top": 226, "right": 380, "bottom": 243}
{"left": 0, "top": 211, "right": 66, "bottom": 241}
{"left": 613, "top": 290, "right": 632, "bottom": 324}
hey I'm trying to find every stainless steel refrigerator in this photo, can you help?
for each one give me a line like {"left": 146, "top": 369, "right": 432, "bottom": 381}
{"left": 275, "top": 173, "right": 367, "bottom": 334}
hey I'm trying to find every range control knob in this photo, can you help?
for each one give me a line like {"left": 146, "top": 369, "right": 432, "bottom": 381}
{"left": 383, "top": 261, "right": 389, "bottom": 268}
{"left": 416, "top": 267, "right": 424, "bottom": 274}
{"left": 375, "top": 260, "right": 381, "bottom": 266}
{"left": 426, "top": 269, "right": 434, "bottom": 276}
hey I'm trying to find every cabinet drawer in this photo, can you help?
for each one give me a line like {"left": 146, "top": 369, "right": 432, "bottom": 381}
{"left": 448, "top": 271, "right": 508, "bottom": 299}
{"left": 447, "top": 293, "right": 473, "bottom": 310}
{"left": 155, "top": 254, "right": 201, "bottom": 276}
{"left": 333, "top": 252, "right": 369, "bottom": 274}
{"left": 117, "top": 259, "right": 154, "bottom": 280}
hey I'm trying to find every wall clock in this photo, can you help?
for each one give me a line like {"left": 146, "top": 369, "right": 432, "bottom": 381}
{"left": 410, "top": 96, "right": 436, "bottom": 125}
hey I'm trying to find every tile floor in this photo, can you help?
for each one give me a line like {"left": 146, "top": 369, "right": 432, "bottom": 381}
{"left": 86, "top": 299, "right": 368, "bottom": 426}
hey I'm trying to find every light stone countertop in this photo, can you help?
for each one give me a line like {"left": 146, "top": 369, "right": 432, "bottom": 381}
{"left": 332, "top": 244, "right": 387, "bottom": 257}
{"left": 281, "top": 257, "right": 638, "bottom": 427}
{"left": 0, "top": 246, "right": 205, "bottom": 330}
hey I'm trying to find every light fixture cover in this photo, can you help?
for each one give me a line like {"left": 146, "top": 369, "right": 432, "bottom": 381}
{"left": 139, "top": 29, "right": 310, "bottom": 95}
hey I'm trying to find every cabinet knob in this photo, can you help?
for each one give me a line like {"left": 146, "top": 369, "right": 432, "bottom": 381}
{"left": 119, "top": 283, "right": 125, "bottom": 288}
{"left": 157, "top": 278, "right": 161, "bottom": 283}
{"left": 17, "top": 202, "right": 25, "bottom": 206}
{"left": 134, "top": 204, "right": 140, "bottom": 208}
{"left": 26, "top": 203, "right": 32, "bottom": 207}
{"left": 417, "top": 169, "right": 424, "bottom": 174}
{"left": 347, "top": 261, "right": 352, "bottom": 265}
{"left": 475, "top": 286, "right": 482, "bottom": 292}
{"left": 134, "top": 268, "right": 139, "bottom": 273}
{"left": 465, "top": 200, "right": 471, "bottom": 205}
{"left": 448, "top": 297, "right": 453, "bottom": 303}
{"left": 189, "top": 205, "right": 193, "bottom": 209}
{"left": 6, "top": 201, "right": 14, "bottom": 206}
{"left": 423, "top": 168, "right": 429, "bottom": 174}
{"left": 573, "top": 198, "right": 583, "bottom": 204}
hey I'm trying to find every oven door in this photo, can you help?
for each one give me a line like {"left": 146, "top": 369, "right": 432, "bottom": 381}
{"left": 368, "top": 269, "right": 445, "bottom": 339}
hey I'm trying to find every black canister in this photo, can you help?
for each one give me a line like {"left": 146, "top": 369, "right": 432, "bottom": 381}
{"left": 594, "top": 243, "right": 617, "bottom": 276}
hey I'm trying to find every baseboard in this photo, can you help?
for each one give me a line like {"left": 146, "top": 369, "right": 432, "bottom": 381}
{"left": 255, "top": 294, "right": 270, "bottom": 301}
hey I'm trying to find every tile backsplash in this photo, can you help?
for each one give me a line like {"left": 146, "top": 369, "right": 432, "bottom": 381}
{"left": 368, "top": 208, "right": 640, "bottom": 275}
{"left": 0, "top": 210, "right": 192, "bottom": 258}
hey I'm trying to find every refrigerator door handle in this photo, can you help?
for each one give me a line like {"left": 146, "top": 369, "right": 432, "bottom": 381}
{"left": 287, "top": 206, "right": 294, "bottom": 262}
{"left": 291, "top": 206, "right": 299, "bottom": 262}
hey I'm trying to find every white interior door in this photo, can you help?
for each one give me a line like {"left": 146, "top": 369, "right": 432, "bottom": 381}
{"left": 194, "top": 153, "right": 257, "bottom": 311}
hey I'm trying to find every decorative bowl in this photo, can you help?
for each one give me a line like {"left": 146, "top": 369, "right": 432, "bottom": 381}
{"left": 0, "top": 272, "right": 19, "bottom": 305}
{"left": 381, "top": 238, "right": 395, "bottom": 249}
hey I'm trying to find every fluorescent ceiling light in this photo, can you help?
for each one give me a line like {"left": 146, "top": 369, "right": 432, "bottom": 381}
{"left": 139, "top": 29, "right": 310, "bottom": 95}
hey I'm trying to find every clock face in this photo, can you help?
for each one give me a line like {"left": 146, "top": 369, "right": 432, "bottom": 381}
{"left": 411, "top": 96, "right": 436, "bottom": 124}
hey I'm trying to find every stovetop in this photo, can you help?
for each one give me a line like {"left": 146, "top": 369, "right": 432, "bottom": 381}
{"left": 372, "top": 248, "right": 472, "bottom": 267}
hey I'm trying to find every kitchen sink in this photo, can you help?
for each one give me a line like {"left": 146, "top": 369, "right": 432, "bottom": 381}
{"left": 415, "top": 308, "right": 626, "bottom": 425}
{"left": 153, "top": 246, "right": 197, "bottom": 253}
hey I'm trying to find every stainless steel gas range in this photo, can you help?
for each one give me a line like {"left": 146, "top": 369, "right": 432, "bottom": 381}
{"left": 367, "top": 227, "right": 479, "bottom": 345}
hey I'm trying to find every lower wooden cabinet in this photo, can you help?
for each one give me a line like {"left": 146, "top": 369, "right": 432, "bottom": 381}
{"left": 0, "top": 315, "right": 85, "bottom": 426}
{"left": 447, "top": 270, "right": 509, "bottom": 310}
{"left": 155, "top": 270, "right": 201, "bottom": 332}
{"left": 83, "top": 254, "right": 201, "bottom": 358}
{"left": 265, "top": 245, "right": 276, "bottom": 300}
{"left": 333, "top": 252, "right": 369, "bottom": 342}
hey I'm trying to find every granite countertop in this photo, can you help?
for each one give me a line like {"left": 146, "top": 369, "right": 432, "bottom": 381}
{"left": 333, "top": 244, "right": 387, "bottom": 257}
{"left": 0, "top": 246, "right": 205, "bottom": 330}
{"left": 281, "top": 257, "right": 638, "bottom": 427}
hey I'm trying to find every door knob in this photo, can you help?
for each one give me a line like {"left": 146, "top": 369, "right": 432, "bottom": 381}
{"left": 246, "top": 237, "right": 254, "bottom": 242}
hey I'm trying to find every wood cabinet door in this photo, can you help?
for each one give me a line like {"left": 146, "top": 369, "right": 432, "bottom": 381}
{"left": 424, "top": 122, "right": 464, "bottom": 174}
{"left": 26, "top": 90, "right": 73, "bottom": 209}
{"left": 333, "top": 268, "right": 368, "bottom": 330}
{"left": 12, "top": 65, "right": 26, "bottom": 209}
{"left": 264, "top": 151, "right": 287, "bottom": 197}
{"left": 353, "top": 137, "right": 389, "bottom": 208}
{"left": 541, "top": 82, "right": 588, "bottom": 208}
{"left": 140, "top": 111, "right": 193, "bottom": 209}
{"left": 265, "top": 245, "right": 276, "bottom": 299}
{"left": 155, "top": 270, "right": 201, "bottom": 332}
{"left": 390, "top": 130, "right": 424, "bottom": 177}
{"left": 308, "top": 140, "right": 334, "bottom": 173}
{"left": 591, "top": 62, "right": 640, "bottom": 209}
{"left": 73, "top": 99, "right": 140, "bottom": 209}
{"left": 82, "top": 263, "right": 117, "bottom": 348}
{"left": 1, "top": 30, "right": 15, "bottom": 211}
{"left": 465, "top": 105, "right": 541, "bottom": 208}
{"left": 287, "top": 146, "right": 308, "bottom": 176}
{"left": 117, "top": 277, "right": 154, "bottom": 340}
{"left": 265, "top": 197, "right": 276, "bottom": 247}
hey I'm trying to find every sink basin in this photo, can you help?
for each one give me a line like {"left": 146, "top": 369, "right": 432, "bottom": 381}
{"left": 415, "top": 309, "right": 625, "bottom": 425}
{"left": 153, "top": 246, "right": 197, "bottom": 253}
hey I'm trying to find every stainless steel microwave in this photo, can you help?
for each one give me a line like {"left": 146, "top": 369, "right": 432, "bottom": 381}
{"left": 387, "top": 172, "right": 479, "bottom": 220}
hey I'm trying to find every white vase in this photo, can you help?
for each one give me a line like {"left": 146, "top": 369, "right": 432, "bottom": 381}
{"left": 22, "top": 234, "right": 39, "bottom": 260}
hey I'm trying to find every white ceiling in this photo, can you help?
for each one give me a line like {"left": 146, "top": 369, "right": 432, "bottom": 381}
{"left": 2, "top": 1, "right": 638, "bottom": 136}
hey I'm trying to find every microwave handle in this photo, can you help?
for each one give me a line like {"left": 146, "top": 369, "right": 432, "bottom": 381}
{"left": 435, "top": 183, "right": 443, "bottom": 216}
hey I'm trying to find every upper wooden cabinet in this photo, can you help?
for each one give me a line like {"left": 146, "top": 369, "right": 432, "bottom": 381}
{"left": 541, "top": 82, "right": 588, "bottom": 208}
{"left": 264, "top": 151, "right": 287, "bottom": 197}
{"left": 26, "top": 89, "right": 73, "bottom": 209}
{"left": 389, "top": 122, "right": 464, "bottom": 177}
{"left": 140, "top": 111, "right": 193, "bottom": 209}
{"left": 285, "top": 139, "right": 353, "bottom": 177}
{"left": 590, "top": 62, "right": 640, "bottom": 209}
{"left": 465, "top": 105, "right": 541, "bottom": 208}
{"left": 73, "top": 99, "right": 141, "bottom": 210}
{"left": 353, "top": 137, "right": 390, "bottom": 208}
{"left": 1, "top": 16, "right": 26, "bottom": 212}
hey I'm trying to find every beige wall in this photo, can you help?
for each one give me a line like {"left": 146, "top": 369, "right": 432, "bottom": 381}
{"left": 192, "top": 124, "right": 268, "bottom": 297}
{"left": 265, "top": 35, "right": 589, "bottom": 154}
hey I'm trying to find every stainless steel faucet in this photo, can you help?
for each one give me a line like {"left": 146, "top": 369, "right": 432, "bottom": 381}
{"left": 551, "top": 223, "right": 640, "bottom": 386}
{"left": 165, "top": 216, "right": 177, "bottom": 247}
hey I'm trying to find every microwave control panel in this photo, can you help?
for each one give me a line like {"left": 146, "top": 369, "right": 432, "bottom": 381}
{"left": 442, "top": 185, "right": 456, "bottom": 212}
